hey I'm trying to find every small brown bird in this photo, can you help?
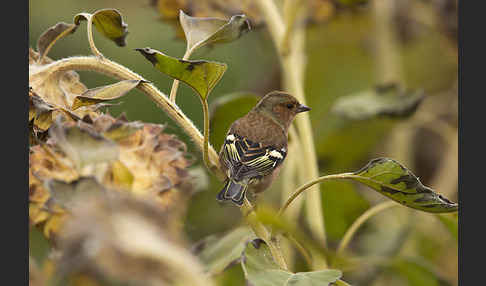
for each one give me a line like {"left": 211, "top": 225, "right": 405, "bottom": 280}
{"left": 217, "top": 91, "right": 311, "bottom": 206}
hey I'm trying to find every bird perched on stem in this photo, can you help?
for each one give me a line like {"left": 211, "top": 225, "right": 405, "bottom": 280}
{"left": 217, "top": 91, "right": 311, "bottom": 206}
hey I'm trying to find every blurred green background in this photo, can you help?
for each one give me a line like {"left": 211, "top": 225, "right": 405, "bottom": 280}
{"left": 30, "top": 0, "right": 458, "bottom": 285}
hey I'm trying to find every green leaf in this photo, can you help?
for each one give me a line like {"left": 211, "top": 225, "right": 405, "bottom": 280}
{"left": 74, "top": 9, "right": 128, "bottom": 46}
{"left": 195, "top": 226, "right": 255, "bottom": 275}
{"left": 331, "top": 84, "right": 424, "bottom": 120}
{"left": 71, "top": 80, "right": 145, "bottom": 110}
{"left": 36, "top": 22, "right": 78, "bottom": 61}
{"left": 436, "top": 213, "right": 458, "bottom": 241}
{"left": 45, "top": 177, "right": 106, "bottom": 211}
{"left": 49, "top": 120, "right": 119, "bottom": 170}
{"left": 209, "top": 92, "right": 259, "bottom": 150}
{"left": 135, "top": 47, "right": 227, "bottom": 100}
{"left": 241, "top": 239, "right": 342, "bottom": 286}
{"left": 179, "top": 10, "right": 251, "bottom": 53}
{"left": 352, "top": 158, "right": 458, "bottom": 213}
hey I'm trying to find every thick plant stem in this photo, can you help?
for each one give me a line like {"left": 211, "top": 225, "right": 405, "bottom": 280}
{"left": 336, "top": 201, "right": 397, "bottom": 256}
{"left": 242, "top": 198, "right": 289, "bottom": 271}
{"left": 30, "top": 56, "right": 224, "bottom": 178}
{"left": 255, "top": 0, "right": 326, "bottom": 252}
{"left": 169, "top": 49, "right": 192, "bottom": 102}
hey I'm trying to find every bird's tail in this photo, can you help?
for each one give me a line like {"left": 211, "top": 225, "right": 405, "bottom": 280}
{"left": 217, "top": 179, "right": 248, "bottom": 206}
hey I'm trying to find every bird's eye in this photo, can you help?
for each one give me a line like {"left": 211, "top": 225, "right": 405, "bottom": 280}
{"left": 286, "top": 103, "right": 294, "bottom": 109}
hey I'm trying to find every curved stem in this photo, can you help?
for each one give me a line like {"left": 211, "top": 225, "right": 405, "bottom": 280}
{"left": 86, "top": 16, "right": 104, "bottom": 58}
{"left": 30, "top": 56, "right": 224, "bottom": 178}
{"left": 278, "top": 173, "right": 354, "bottom": 217}
{"left": 169, "top": 48, "right": 192, "bottom": 102}
{"left": 336, "top": 201, "right": 397, "bottom": 256}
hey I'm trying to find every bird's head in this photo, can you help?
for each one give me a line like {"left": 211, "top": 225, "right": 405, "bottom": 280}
{"left": 255, "top": 91, "right": 311, "bottom": 129}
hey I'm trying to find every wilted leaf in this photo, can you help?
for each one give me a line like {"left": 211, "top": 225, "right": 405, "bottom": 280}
{"left": 352, "top": 158, "right": 458, "bottom": 213}
{"left": 29, "top": 48, "right": 88, "bottom": 113}
{"left": 74, "top": 9, "right": 128, "bottom": 47}
{"left": 195, "top": 226, "right": 255, "bottom": 275}
{"left": 241, "top": 239, "right": 342, "bottom": 286}
{"left": 136, "top": 47, "right": 227, "bottom": 100}
{"left": 37, "top": 22, "right": 77, "bottom": 61}
{"left": 29, "top": 91, "right": 56, "bottom": 132}
{"left": 49, "top": 120, "right": 119, "bottom": 171}
{"left": 152, "top": 0, "right": 337, "bottom": 35}
{"left": 209, "top": 92, "right": 259, "bottom": 150}
{"left": 179, "top": 10, "right": 250, "bottom": 53}
{"left": 71, "top": 80, "right": 145, "bottom": 110}
{"left": 332, "top": 84, "right": 425, "bottom": 120}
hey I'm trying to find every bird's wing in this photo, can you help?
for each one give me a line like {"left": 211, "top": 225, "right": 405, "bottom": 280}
{"left": 221, "top": 133, "right": 286, "bottom": 182}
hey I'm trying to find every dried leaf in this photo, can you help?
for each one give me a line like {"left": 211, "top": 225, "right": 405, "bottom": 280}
{"left": 136, "top": 47, "right": 227, "bottom": 100}
{"left": 241, "top": 239, "right": 342, "bottom": 286}
{"left": 352, "top": 158, "right": 458, "bottom": 213}
{"left": 29, "top": 91, "right": 55, "bottom": 132}
{"left": 155, "top": 0, "right": 264, "bottom": 29}
{"left": 29, "top": 48, "right": 94, "bottom": 120}
{"left": 37, "top": 22, "right": 77, "bottom": 61}
{"left": 71, "top": 80, "right": 145, "bottom": 110}
{"left": 332, "top": 84, "right": 425, "bottom": 120}
{"left": 74, "top": 9, "right": 128, "bottom": 46}
{"left": 153, "top": 0, "right": 338, "bottom": 37}
{"left": 179, "top": 10, "right": 250, "bottom": 52}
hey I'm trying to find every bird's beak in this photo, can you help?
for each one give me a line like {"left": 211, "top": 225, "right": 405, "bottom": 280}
{"left": 296, "top": 104, "right": 311, "bottom": 113}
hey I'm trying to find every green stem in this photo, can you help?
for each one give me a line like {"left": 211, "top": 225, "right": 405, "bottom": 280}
{"left": 336, "top": 201, "right": 397, "bottom": 256}
{"left": 278, "top": 173, "right": 354, "bottom": 217}
{"left": 169, "top": 48, "right": 192, "bottom": 102}
{"left": 242, "top": 198, "right": 289, "bottom": 271}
